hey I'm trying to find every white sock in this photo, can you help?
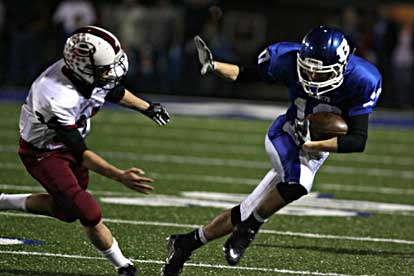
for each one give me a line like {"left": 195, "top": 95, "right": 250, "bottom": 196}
{"left": 253, "top": 210, "right": 267, "bottom": 223}
{"left": 198, "top": 227, "right": 208, "bottom": 244}
{"left": 99, "top": 238, "right": 133, "bottom": 269}
{"left": 0, "top": 193, "right": 31, "bottom": 211}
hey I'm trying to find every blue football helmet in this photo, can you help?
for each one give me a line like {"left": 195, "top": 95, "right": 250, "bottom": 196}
{"left": 297, "top": 26, "right": 351, "bottom": 96}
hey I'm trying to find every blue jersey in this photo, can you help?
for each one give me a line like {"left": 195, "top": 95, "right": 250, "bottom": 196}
{"left": 257, "top": 42, "right": 382, "bottom": 123}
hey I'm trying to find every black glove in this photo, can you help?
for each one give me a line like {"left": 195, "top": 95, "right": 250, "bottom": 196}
{"left": 294, "top": 119, "right": 311, "bottom": 146}
{"left": 141, "top": 102, "right": 170, "bottom": 126}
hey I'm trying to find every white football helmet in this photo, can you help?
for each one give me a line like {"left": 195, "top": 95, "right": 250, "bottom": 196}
{"left": 63, "top": 26, "right": 128, "bottom": 89}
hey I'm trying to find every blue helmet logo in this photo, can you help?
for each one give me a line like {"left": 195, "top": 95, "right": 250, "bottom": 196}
{"left": 297, "top": 26, "right": 351, "bottom": 96}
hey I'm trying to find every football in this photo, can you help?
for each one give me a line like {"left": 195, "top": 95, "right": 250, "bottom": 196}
{"left": 307, "top": 112, "right": 348, "bottom": 141}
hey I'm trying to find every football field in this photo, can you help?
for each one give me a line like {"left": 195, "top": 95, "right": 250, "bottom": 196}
{"left": 0, "top": 102, "right": 413, "bottom": 276}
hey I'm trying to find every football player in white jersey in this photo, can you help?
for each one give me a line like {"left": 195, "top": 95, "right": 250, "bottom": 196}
{"left": 0, "top": 26, "right": 170, "bottom": 276}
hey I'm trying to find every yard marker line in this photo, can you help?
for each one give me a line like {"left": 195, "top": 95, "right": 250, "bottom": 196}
{"left": 0, "top": 250, "right": 370, "bottom": 276}
{"left": 2, "top": 212, "right": 413, "bottom": 245}
{"left": 319, "top": 183, "right": 414, "bottom": 195}
{"left": 1, "top": 171, "right": 414, "bottom": 196}
{"left": 2, "top": 177, "right": 414, "bottom": 197}
{"left": 1, "top": 143, "right": 413, "bottom": 166}
{"left": 2, "top": 154, "right": 412, "bottom": 179}
{"left": 259, "top": 230, "right": 414, "bottom": 245}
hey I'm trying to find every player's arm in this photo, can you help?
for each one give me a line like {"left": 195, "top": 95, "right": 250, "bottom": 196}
{"left": 54, "top": 126, "right": 154, "bottom": 194}
{"left": 106, "top": 86, "right": 170, "bottom": 126}
{"left": 194, "top": 36, "right": 262, "bottom": 82}
{"left": 299, "top": 114, "right": 369, "bottom": 153}
{"left": 82, "top": 150, "right": 154, "bottom": 194}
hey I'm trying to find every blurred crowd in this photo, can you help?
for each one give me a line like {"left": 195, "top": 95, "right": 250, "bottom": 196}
{"left": 0, "top": 0, "right": 412, "bottom": 109}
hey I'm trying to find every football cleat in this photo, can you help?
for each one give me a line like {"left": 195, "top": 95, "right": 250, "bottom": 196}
{"left": 117, "top": 263, "right": 137, "bottom": 276}
{"left": 161, "top": 235, "right": 192, "bottom": 276}
{"left": 223, "top": 225, "right": 257, "bottom": 265}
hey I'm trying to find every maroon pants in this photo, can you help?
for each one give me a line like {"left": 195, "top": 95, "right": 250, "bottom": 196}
{"left": 18, "top": 138, "right": 101, "bottom": 226}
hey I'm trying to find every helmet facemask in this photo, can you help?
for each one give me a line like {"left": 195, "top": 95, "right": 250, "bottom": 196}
{"left": 297, "top": 54, "right": 346, "bottom": 96}
{"left": 92, "top": 51, "right": 128, "bottom": 89}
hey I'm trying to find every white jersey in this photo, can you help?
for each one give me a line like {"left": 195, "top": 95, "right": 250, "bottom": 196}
{"left": 19, "top": 59, "right": 110, "bottom": 150}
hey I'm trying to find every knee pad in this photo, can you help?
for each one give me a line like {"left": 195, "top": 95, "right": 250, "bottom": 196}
{"left": 276, "top": 182, "right": 307, "bottom": 204}
{"left": 230, "top": 205, "right": 241, "bottom": 226}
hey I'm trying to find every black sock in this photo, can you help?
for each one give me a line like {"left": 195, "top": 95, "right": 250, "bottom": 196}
{"left": 243, "top": 212, "right": 264, "bottom": 232}
{"left": 176, "top": 229, "right": 205, "bottom": 251}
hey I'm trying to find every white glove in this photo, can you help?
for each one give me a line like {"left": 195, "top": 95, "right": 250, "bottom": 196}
{"left": 294, "top": 119, "right": 311, "bottom": 146}
{"left": 193, "top": 35, "right": 215, "bottom": 75}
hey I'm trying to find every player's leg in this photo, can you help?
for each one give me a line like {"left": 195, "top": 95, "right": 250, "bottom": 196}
{"left": 82, "top": 220, "right": 136, "bottom": 275}
{"left": 0, "top": 193, "right": 33, "bottom": 212}
{"left": 70, "top": 162, "right": 136, "bottom": 275}
{"left": 223, "top": 133, "right": 328, "bottom": 265}
{"left": 161, "top": 168, "right": 281, "bottom": 275}
{"left": 17, "top": 148, "right": 136, "bottom": 275}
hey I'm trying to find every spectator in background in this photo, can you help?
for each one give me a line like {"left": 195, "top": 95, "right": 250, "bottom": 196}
{"left": 151, "top": 0, "right": 181, "bottom": 92}
{"left": 371, "top": 4, "right": 399, "bottom": 107}
{"left": 0, "top": 0, "right": 5, "bottom": 84}
{"left": 341, "top": 6, "right": 361, "bottom": 48}
{"left": 6, "top": 0, "right": 46, "bottom": 86}
{"left": 391, "top": 22, "right": 413, "bottom": 109}
{"left": 116, "top": 0, "right": 155, "bottom": 90}
{"left": 195, "top": 4, "right": 237, "bottom": 97}
{"left": 53, "top": 0, "right": 97, "bottom": 48}
{"left": 0, "top": 0, "right": 4, "bottom": 33}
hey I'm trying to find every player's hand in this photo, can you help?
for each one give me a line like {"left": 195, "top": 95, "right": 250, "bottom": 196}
{"left": 119, "top": 168, "right": 155, "bottom": 194}
{"left": 141, "top": 102, "right": 170, "bottom": 126}
{"left": 294, "top": 119, "right": 311, "bottom": 147}
{"left": 194, "top": 35, "right": 215, "bottom": 75}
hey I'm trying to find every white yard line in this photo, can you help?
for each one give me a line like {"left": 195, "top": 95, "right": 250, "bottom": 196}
{"left": 1, "top": 169, "right": 414, "bottom": 196}
{"left": 1, "top": 212, "right": 413, "bottom": 245}
{"left": 1, "top": 140, "right": 413, "bottom": 166}
{"left": 0, "top": 250, "right": 370, "bottom": 276}
{"left": 1, "top": 145, "right": 413, "bottom": 179}
{"left": 318, "top": 183, "right": 414, "bottom": 196}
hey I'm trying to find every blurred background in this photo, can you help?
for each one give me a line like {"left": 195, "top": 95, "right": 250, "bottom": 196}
{"left": 0, "top": 0, "right": 412, "bottom": 110}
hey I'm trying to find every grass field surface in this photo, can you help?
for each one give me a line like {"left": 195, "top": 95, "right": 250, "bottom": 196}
{"left": 0, "top": 102, "right": 413, "bottom": 276}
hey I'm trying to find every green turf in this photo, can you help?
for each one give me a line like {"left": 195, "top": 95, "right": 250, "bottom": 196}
{"left": 0, "top": 102, "right": 413, "bottom": 276}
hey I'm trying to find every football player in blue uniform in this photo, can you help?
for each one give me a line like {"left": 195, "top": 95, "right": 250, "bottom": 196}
{"left": 161, "top": 25, "right": 382, "bottom": 275}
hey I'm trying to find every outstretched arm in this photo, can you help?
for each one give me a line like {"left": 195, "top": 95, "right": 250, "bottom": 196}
{"left": 118, "top": 88, "right": 150, "bottom": 111}
{"left": 194, "top": 36, "right": 262, "bottom": 82}
{"left": 54, "top": 126, "right": 154, "bottom": 194}
{"left": 82, "top": 150, "right": 154, "bottom": 194}
{"left": 117, "top": 88, "right": 170, "bottom": 126}
{"left": 212, "top": 61, "right": 240, "bottom": 81}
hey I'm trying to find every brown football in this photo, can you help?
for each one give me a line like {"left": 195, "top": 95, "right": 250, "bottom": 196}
{"left": 307, "top": 112, "right": 348, "bottom": 141}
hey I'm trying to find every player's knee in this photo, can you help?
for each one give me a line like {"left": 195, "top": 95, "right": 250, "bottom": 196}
{"left": 74, "top": 191, "right": 102, "bottom": 227}
{"left": 55, "top": 211, "right": 78, "bottom": 223}
{"left": 276, "top": 182, "right": 307, "bottom": 204}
